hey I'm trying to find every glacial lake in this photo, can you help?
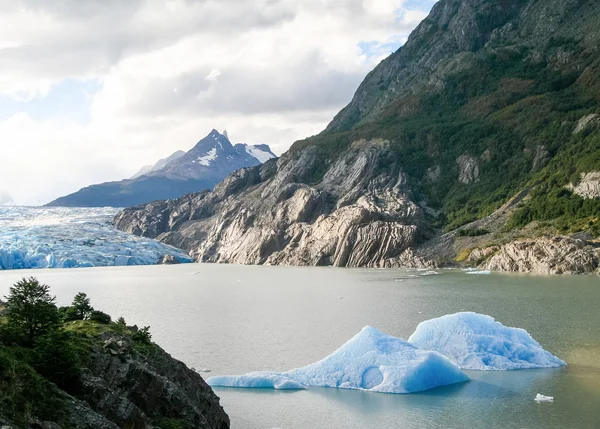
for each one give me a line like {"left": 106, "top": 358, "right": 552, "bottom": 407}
{"left": 1, "top": 265, "right": 599, "bottom": 428}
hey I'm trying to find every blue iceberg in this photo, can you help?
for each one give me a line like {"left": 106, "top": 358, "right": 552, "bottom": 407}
{"left": 408, "top": 312, "right": 566, "bottom": 370}
{"left": 0, "top": 207, "right": 193, "bottom": 270}
{"left": 207, "top": 326, "right": 469, "bottom": 394}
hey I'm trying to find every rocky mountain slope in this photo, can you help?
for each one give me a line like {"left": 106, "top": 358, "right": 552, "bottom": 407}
{"left": 0, "top": 320, "right": 229, "bottom": 429}
{"left": 46, "top": 130, "right": 275, "bottom": 208}
{"left": 131, "top": 150, "right": 186, "bottom": 179}
{"left": 116, "top": 0, "right": 600, "bottom": 274}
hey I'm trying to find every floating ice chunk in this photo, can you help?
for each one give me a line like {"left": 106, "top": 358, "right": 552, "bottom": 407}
{"left": 408, "top": 312, "right": 566, "bottom": 370}
{"left": 207, "top": 326, "right": 469, "bottom": 394}
{"left": 535, "top": 393, "right": 554, "bottom": 402}
{"left": 420, "top": 271, "right": 439, "bottom": 276}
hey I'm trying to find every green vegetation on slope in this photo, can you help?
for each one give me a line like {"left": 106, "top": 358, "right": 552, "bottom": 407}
{"left": 0, "top": 277, "right": 154, "bottom": 428}
{"left": 289, "top": 30, "right": 600, "bottom": 235}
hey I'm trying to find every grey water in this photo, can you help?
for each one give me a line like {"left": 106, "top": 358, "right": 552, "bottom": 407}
{"left": 1, "top": 265, "right": 599, "bottom": 429}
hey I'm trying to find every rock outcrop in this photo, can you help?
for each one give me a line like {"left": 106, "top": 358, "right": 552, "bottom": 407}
{"left": 456, "top": 154, "right": 480, "bottom": 184}
{"left": 567, "top": 172, "right": 600, "bottom": 200}
{"left": 482, "top": 237, "right": 600, "bottom": 275}
{"left": 0, "top": 325, "right": 229, "bottom": 429}
{"left": 74, "top": 332, "right": 230, "bottom": 429}
{"left": 116, "top": 139, "right": 429, "bottom": 268}
{"left": 573, "top": 114, "right": 600, "bottom": 134}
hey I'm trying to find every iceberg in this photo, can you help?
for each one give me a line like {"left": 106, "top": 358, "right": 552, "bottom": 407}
{"left": 207, "top": 326, "right": 469, "bottom": 394}
{"left": 535, "top": 393, "right": 554, "bottom": 403}
{"left": 0, "top": 206, "right": 193, "bottom": 270}
{"left": 408, "top": 312, "right": 566, "bottom": 370}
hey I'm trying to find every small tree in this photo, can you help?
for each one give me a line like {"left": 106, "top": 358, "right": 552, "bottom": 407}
{"left": 71, "top": 293, "right": 94, "bottom": 320}
{"left": 5, "top": 277, "right": 59, "bottom": 342}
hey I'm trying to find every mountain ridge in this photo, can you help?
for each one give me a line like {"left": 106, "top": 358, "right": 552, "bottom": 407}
{"left": 115, "top": 0, "right": 600, "bottom": 274}
{"left": 46, "top": 130, "right": 276, "bottom": 208}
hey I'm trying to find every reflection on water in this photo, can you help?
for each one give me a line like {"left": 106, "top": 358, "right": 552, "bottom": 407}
{"left": 0, "top": 264, "right": 599, "bottom": 428}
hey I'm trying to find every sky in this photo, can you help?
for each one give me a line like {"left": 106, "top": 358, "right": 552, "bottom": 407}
{"left": 0, "top": 0, "right": 437, "bottom": 206}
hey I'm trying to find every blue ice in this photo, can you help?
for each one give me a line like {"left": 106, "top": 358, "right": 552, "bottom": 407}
{"left": 207, "top": 326, "right": 469, "bottom": 394}
{"left": 0, "top": 206, "right": 192, "bottom": 270}
{"left": 408, "top": 312, "right": 566, "bottom": 370}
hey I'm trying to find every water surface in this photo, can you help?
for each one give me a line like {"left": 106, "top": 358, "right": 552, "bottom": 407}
{"left": 1, "top": 265, "right": 598, "bottom": 428}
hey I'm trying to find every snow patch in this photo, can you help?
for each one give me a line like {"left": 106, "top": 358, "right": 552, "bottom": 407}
{"left": 408, "top": 312, "right": 566, "bottom": 370}
{"left": 245, "top": 145, "right": 276, "bottom": 163}
{"left": 197, "top": 148, "right": 218, "bottom": 166}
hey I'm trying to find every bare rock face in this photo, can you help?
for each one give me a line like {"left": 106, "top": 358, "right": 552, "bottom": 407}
{"left": 567, "top": 172, "right": 600, "bottom": 199}
{"left": 79, "top": 332, "right": 230, "bottom": 429}
{"left": 425, "top": 166, "right": 441, "bottom": 183}
{"left": 573, "top": 113, "right": 600, "bottom": 134}
{"left": 483, "top": 237, "right": 600, "bottom": 275}
{"left": 456, "top": 154, "right": 480, "bottom": 184}
{"left": 531, "top": 145, "right": 550, "bottom": 172}
{"left": 116, "top": 140, "right": 430, "bottom": 268}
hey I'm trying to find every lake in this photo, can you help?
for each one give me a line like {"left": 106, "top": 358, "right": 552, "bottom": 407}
{"left": 0, "top": 265, "right": 598, "bottom": 428}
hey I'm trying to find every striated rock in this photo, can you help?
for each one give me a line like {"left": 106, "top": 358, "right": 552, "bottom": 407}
{"left": 567, "top": 172, "right": 600, "bottom": 199}
{"left": 467, "top": 246, "right": 500, "bottom": 265}
{"left": 113, "top": 0, "right": 600, "bottom": 276}
{"left": 117, "top": 140, "right": 426, "bottom": 268}
{"left": 483, "top": 237, "right": 599, "bottom": 275}
{"left": 456, "top": 154, "right": 480, "bottom": 184}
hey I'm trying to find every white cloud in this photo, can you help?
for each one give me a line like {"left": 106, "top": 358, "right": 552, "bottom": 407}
{"left": 0, "top": 0, "right": 435, "bottom": 205}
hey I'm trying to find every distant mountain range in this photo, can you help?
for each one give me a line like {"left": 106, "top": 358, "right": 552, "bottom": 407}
{"left": 0, "top": 191, "right": 15, "bottom": 207}
{"left": 46, "top": 130, "right": 276, "bottom": 207}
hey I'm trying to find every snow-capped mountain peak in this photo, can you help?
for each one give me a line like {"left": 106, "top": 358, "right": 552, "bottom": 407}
{"left": 46, "top": 129, "right": 277, "bottom": 208}
{"left": 153, "top": 129, "right": 276, "bottom": 181}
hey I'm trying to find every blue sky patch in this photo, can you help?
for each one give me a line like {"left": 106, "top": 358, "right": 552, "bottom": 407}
{"left": 0, "top": 78, "right": 102, "bottom": 124}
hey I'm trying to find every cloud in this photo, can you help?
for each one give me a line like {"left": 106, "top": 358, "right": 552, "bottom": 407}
{"left": 0, "top": 0, "right": 436, "bottom": 205}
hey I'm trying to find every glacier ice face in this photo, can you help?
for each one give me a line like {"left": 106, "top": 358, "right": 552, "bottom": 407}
{"left": 0, "top": 207, "right": 193, "bottom": 270}
{"left": 408, "top": 312, "right": 566, "bottom": 370}
{"left": 207, "top": 326, "right": 469, "bottom": 394}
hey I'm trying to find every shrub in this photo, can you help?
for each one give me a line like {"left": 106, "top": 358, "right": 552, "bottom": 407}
{"left": 59, "top": 305, "right": 80, "bottom": 322}
{"left": 133, "top": 326, "right": 152, "bottom": 344}
{"left": 456, "top": 228, "right": 490, "bottom": 237}
{"left": 31, "top": 331, "right": 82, "bottom": 393}
{"left": 89, "top": 310, "right": 111, "bottom": 324}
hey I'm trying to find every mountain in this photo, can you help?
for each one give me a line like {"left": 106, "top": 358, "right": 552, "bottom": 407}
{"left": 131, "top": 150, "right": 186, "bottom": 179}
{"left": 46, "top": 130, "right": 276, "bottom": 207}
{"left": 116, "top": 0, "right": 600, "bottom": 274}
{"left": 0, "top": 191, "right": 15, "bottom": 207}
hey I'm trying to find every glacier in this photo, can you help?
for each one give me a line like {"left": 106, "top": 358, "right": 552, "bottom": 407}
{"left": 408, "top": 312, "right": 566, "bottom": 370}
{"left": 0, "top": 206, "right": 193, "bottom": 270}
{"left": 207, "top": 326, "right": 469, "bottom": 394}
